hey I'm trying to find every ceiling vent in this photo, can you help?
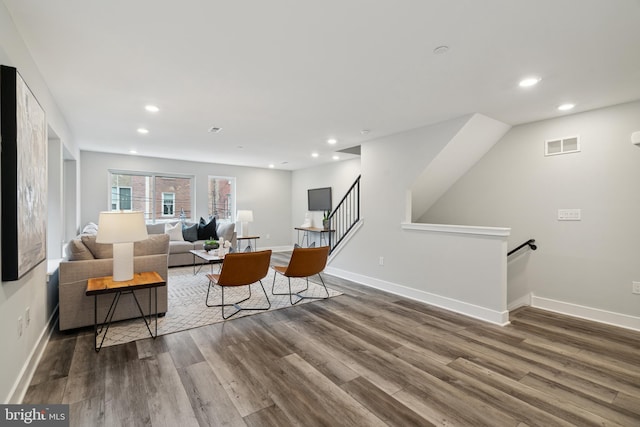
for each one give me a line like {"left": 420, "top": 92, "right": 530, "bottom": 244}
{"left": 545, "top": 135, "right": 580, "bottom": 156}
{"left": 208, "top": 126, "right": 222, "bottom": 133}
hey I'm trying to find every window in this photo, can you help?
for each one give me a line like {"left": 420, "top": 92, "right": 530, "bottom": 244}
{"left": 208, "top": 176, "right": 235, "bottom": 222}
{"left": 162, "top": 192, "right": 175, "bottom": 216}
{"left": 109, "top": 171, "right": 193, "bottom": 222}
{"left": 111, "top": 186, "right": 132, "bottom": 210}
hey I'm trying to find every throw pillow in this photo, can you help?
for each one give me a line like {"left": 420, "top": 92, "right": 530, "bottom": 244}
{"left": 66, "top": 239, "right": 95, "bottom": 260}
{"left": 182, "top": 223, "right": 198, "bottom": 242}
{"left": 81, "top": 235, "right": 113, "bottom": 259}
{"left": 134, "top": 234, "right": 170, "bottom": 256}
{"left": 165, "top": 222, "right": 184, "bottom": 241}
{"left": 216, "top": 221, "right": 235, "bottom": 243}
{"left": 81, "top": 222, "right": 99, "bottom": 235}
{"left": 198, "top": 217, "right": 218, "bottom": 241}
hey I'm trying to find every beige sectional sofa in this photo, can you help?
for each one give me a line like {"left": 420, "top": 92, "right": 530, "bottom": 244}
{"left": 145, "top": 220, "right": 236, "bottom": 267}
{"left": 58, "top": 233, "right": 170, "bottom": 331}
{"left": 57, "top": 219, "right": 236, "bottom": 330}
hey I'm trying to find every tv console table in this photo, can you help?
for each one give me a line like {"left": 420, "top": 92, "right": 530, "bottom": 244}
{"left": 294, "top": 227, "right": 334, "bottom": 248}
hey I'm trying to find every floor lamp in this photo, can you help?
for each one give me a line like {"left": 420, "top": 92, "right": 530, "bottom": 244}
{"left": 96, "top": 211, "right": 148, "bottom": 281}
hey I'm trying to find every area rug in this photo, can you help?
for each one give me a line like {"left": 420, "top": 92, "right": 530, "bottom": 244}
{"left": 97, "top": 265, "right": 342, "bottom": 348}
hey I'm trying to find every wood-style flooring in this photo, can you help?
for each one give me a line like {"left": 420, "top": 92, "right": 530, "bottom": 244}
{"left": 24, "top": 252, "right": 640, "bottom": 426}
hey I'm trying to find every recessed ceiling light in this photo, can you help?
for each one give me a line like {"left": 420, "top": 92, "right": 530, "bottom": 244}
{"left": 311, "top": 152, "right": 319, "bottom": 158}
{"left": 360, "top": 129, "right": 370, "bottom": 135}
{"left": 558, "top": 103, "right": 575, "bottom": 111}
{"left": 137, "top": 128, "right": 149, "bottom": 134}
{"left": 332, "top": 155, "right": 340, "bottom": 160}
{"left": 327, "top": 138, "right": 337, "bottom": 145}
{"left": 433, "top": 45, "right": 449, "bottom": 55}
{"left": 519, "top": 77, "right": 541, "bottom": 87}
{"left": 268, "top": 164, "right": 274, "bottom": 168}
{"left": 145, "top": 105, "right": 159, "bottom": 113}
{"left": 129, "top": 149, "right": 138, "bottom": 154}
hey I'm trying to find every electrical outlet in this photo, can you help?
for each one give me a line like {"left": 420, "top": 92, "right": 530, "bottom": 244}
{"left": 17, "top": 316, "right": 23, "bottom": 337}
{"left": 379, "top": 256, "right": 384, "bottom": 266}
{"left": 633, "top": 282, "right": 640, "bottom": 294}
{"left": 25, "top": 307, "right": 30, "bottom": 326}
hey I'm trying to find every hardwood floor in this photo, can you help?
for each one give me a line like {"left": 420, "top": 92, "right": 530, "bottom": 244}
{"left": 25, "top": 252, "right": 640, "bottom": 426}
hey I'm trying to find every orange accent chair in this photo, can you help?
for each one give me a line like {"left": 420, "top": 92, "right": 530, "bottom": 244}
{"left": 272, "top": 246, "right": 330, "bottom": 305}
{"left": 206, "top": 250, "right": 272, "bottom": 319}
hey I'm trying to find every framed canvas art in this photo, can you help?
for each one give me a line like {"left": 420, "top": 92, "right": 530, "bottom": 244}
{"left": 1, "top": 65, "right": 47, "bottom": 281}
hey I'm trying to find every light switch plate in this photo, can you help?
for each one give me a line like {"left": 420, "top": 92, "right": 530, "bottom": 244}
{"left": 558, "top": 209, "right": 581, "bottom": 221}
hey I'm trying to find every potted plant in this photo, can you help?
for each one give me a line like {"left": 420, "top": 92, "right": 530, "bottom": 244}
{"left": 322, "top": 211, "right": 330, "bottom": 230}
{"left": 203, "top": 238, "right": 219, "bottom": 252}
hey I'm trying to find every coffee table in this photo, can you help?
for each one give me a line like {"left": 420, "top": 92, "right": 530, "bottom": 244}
{"left": 189, "top": 249, "right": 224, "bottom": 275}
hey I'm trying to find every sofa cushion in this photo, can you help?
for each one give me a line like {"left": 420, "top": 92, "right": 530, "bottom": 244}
{"left": 216, "top": 221, "right": 235, "bottom": 243}
{"left": 165, "top": 222, "right": 184, "bottom": 241}
{"left": 66, "top": 238, "right": 95, "bottom": 261}
{"left": 134, "top": 234, "right": 170, "bottom": 256}
{"left": 81, "top": 235, "right": 113, "bottom": 259}
{"left": 146, "top": 222, "right": 166, "bottom": 235}
{"left": 182, "top": 223, "right": 198, "bottom": 242}
{"left": 198, "top": 217, "right": 218, "bottom": 241}
{"left": 169, "top": 241, "right": 197, "bottom": 254}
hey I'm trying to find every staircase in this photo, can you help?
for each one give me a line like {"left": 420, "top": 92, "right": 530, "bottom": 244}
{"left": 327, "top": 175, "right": 361, "bottom": 254}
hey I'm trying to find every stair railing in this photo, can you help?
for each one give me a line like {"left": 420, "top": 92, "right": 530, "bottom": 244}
{"left": 327, "top": 175, "right": 360, "bottom": 253}
{"left": 507, "top": 239, "right": 537, "bottom": 256}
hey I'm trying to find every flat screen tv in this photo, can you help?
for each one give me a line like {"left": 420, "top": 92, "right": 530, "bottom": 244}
{"left": 308, "top": 187, "right": 332, "bottom": 211}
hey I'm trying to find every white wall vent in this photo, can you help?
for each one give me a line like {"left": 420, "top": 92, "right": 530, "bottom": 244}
{"left": 545, "top": 135, "right": 580, "bottom": 156}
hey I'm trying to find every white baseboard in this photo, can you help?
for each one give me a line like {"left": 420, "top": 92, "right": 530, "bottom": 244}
{"left": 325, "top": 267, "right": 509, "bottom": 326}
{"left": 7, "top": 306, "right": 58, "bottom": 404}
{"left": 507, "top": 293, "right": 532, "bottom": 311}
{"left": 531, "top": 295, "right": 640, "bottom": 332}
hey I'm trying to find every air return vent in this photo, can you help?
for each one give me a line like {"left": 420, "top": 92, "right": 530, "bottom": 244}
{"left": 545, "top": 135, "right": 580, "bottom": 156}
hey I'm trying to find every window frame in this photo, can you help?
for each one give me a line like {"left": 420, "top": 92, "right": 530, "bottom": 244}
{"left": 207, "top": 175, "right": 236, "bottom": 223}
{"left": 108, "top": 169, "right": 195, "bottom": 223}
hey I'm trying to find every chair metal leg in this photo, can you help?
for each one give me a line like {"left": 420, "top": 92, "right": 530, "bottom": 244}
{"left": 274, "top": 273, "right": 329, "bottom": 305}
{"left": 206, "top": 278, "right": 271, "bottom": 319}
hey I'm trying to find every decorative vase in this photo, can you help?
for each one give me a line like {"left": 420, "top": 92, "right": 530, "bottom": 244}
{"left": 322, "top": 219, "right": 330, "bottom": 230}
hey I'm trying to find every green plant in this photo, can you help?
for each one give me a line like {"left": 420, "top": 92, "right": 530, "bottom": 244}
{"left": 323, "top": 210, "right": 330, "bottom": 220}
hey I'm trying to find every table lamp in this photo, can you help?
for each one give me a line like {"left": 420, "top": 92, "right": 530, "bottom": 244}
{"left": 96, "top": 211, "right": 148, "bottom": 281}
{"left": 236, "top": 210, "right": 254, "bottom": 237}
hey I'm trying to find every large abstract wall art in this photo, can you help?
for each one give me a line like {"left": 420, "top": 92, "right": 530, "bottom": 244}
{"left": 1, "top": 65, "right": 47, "bottom": 281}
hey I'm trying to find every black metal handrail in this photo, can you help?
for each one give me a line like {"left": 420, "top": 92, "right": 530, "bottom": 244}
{"left": 507, "top": 239, "right": 537, "bottom": 256}
{"left": 327, "top": 175, "right": 360, "bottom": 254}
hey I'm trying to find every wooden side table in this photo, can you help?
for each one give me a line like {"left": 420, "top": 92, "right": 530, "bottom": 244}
{"left": 86, "top": 271, "right": 166, "bottom": 352}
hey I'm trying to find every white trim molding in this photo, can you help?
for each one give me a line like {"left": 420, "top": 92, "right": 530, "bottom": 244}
{"left": 532, "top": 295, "right": 640, "bottom": 332}
{"left": 326, "top": 266, "right": 510, "bottom": 326}
{"left": 507, "top": 293, "right": 532, "bottom": 311}
{"left": 401, "top": 222, "right": 511, "bottom": 237}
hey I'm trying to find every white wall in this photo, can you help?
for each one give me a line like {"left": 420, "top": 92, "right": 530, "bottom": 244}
{"left": 290, "top": 158, "right": 361, "bottom": 244}
{"left": 422, "top": 100, "right": 640, "bottom": 328}
{"left": 80, "top": 151, "right": 293, "bottom": 248}
{"left": 0, "top": 2, "right": 78, "bottom": 403}
{"left": 327, "top": 116, "right": 511, "bottom": 323}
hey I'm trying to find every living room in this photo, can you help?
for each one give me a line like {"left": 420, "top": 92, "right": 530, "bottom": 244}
{"left": 2, "top": 1, "right": 640, "bottom": 424}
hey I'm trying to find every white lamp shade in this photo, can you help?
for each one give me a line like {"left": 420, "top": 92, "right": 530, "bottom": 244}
{"left": 236, "top": 210, "right": 254, "bottom": 222}
{"left": 96, "top": 211, "right": 148, "bottom": 281}
{"left": 96, "top": 211, "right": 148, "bottom": 243}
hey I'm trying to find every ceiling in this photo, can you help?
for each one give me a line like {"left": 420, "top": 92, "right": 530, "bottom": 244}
{"left": 4, "top": 0, "right": 640, "bottom": 170}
